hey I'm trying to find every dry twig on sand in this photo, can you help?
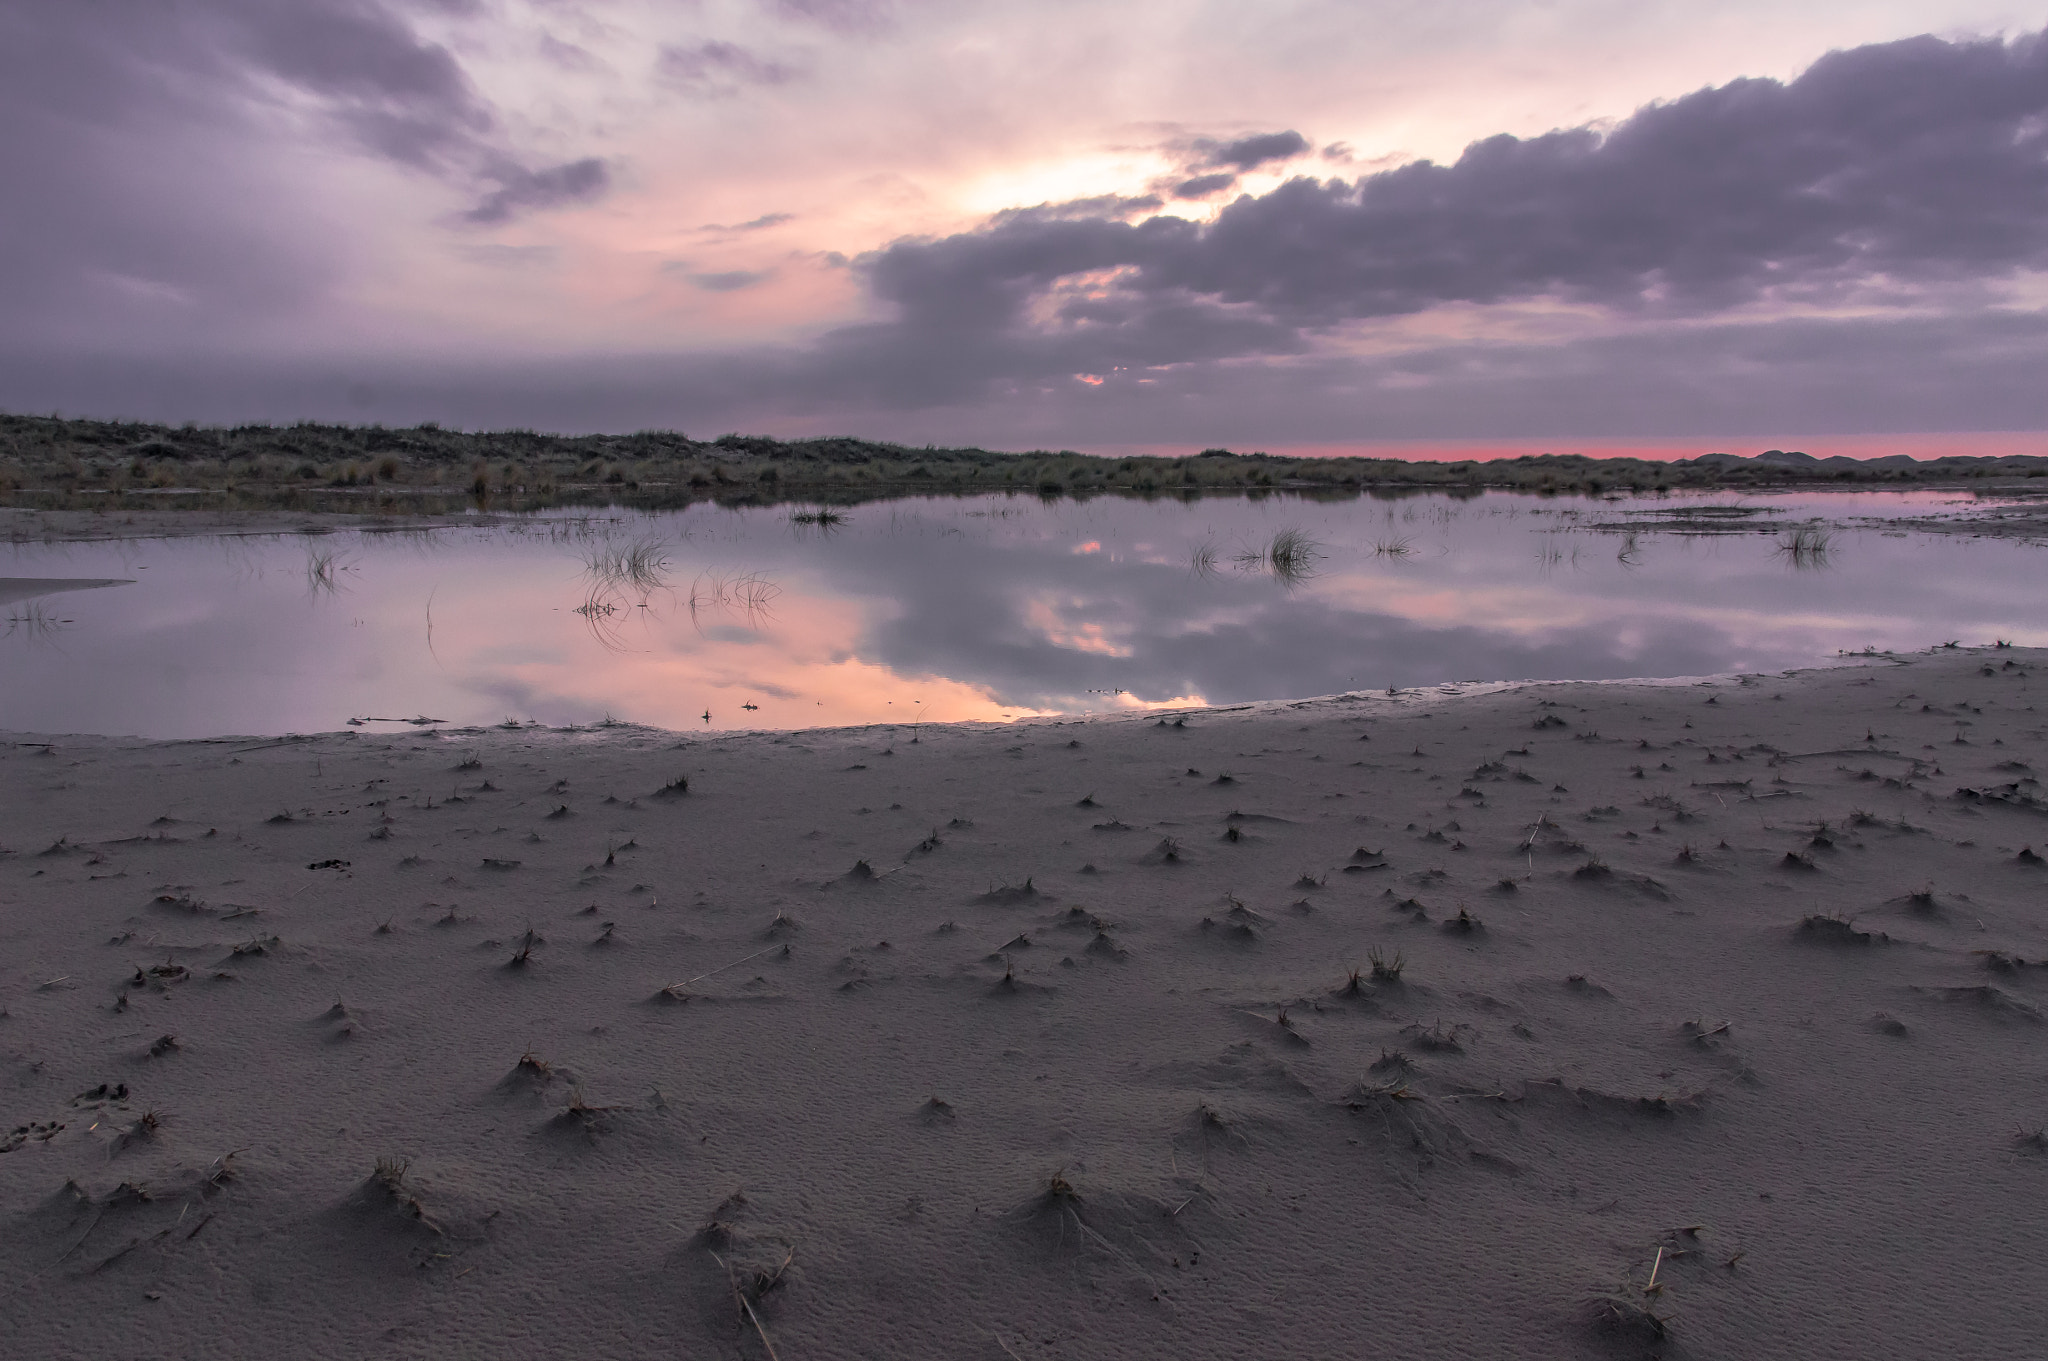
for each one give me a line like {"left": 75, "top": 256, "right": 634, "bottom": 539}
{"left": 712, "top": 1248, "right": 790, "bottom": 1360}
{"left": 668, "top": 943, "right": 782, "bottom": 992}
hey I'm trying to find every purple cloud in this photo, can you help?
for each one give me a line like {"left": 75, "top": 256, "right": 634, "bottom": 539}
{"left": 1192, "top": 129, "right": 1310, "bottom": 171}
{"left": 827, "top": 29, "right": 2048, "bottom": 403}
{"left": 464, "top": 158, "right": 610, "bottom": 225}
{"left": 1173, "top": 172, "right": 1239, "bottom": 199}
{"left": 657, "top": 41, "right": 800, "bottom": 89}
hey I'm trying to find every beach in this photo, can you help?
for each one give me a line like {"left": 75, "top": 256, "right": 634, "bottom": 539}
{"left": 4, "top": 646, "right": 2047, "bottom": 1358}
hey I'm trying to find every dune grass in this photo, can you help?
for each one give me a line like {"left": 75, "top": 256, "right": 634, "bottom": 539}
{"left": 6, "top": 411, "right": 2034, "bottom": 523}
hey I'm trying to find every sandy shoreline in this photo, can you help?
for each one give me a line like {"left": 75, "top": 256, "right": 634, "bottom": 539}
{"left": 5, "top": 647, "right": 2047, "bottom": 1357}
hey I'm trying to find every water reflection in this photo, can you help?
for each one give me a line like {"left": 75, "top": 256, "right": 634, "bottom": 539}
{"left": 0, "top": 576, "right": 133, "bottom": 607}
{"left": 304, "top": 545, "right": 355, "bottom": 597}
{"left": 5, "top": 600, "right": 69, "bottom": 645}
{"left": 0, "top": 577, "right": 132, "bottom": 650}
{"left": 1, "top": 489, "right": 2043, "bottom": 739}
{"left": 1776, "top": 527, "right": 1834, "bottom": 570}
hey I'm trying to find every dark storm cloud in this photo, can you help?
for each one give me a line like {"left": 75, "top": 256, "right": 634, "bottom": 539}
{"left": 829, "top": 29, "right": 2048, "bottom": 402}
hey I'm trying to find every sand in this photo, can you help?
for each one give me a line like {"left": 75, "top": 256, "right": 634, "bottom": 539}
{"left": 4, "top": 646, "right": 2047, "bottom": 1358}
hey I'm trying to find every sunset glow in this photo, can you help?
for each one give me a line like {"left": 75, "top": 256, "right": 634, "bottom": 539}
{"left": 4, "top": 4, "right": 2044, "bottom": 452}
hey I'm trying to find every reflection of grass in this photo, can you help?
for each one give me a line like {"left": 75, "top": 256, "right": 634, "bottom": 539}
{"left": 582, "top": 535, "right": 670, "bottom": 594}
{"left": 5, "top": 600, "right": 70, "bottom": 645}
{"left": 1266, "top": 528, "right": 1322, "bottom": 584}
{"left": 573, "top": 534, "right": 672, "bottom": 651}
{"left": 1372, "top": 536, "right": 1414, "bottom": 558}
{"left": 686, "top": 571, "right": 781, "bottom": 630}
{"left": 1190, "top": 542, "right": 1220, "bottom": 577}
{"left": 573, "top": 587, "right": 629, "bottom": 652}
{"left": 1778, "top": 526, "right": 1833, "bottom": 570}
{"left": 306, "top": 543, "right": 354, "bottom": 595}
{"left": 1221, "top": 529, "right": 1322, "bottom": 585}
{"left": 789, "top": 507, "right": 847, "bottom": 527}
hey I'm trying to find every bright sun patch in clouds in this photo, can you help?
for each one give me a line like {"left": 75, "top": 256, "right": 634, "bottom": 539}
{"left": 955, "top": 151, "right": 1167, "bottom": 218}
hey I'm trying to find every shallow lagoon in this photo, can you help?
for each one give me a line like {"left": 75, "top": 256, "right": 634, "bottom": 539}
{"left": 2, "top": 488, "right": 2042, "bottom": 738}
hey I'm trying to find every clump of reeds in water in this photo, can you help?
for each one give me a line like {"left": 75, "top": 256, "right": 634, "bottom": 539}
{"left": 1263, "top": 528, "right": 1323, "bottom": 584}
{"left": 1777, "top": 525, "right": 1833, "bottom": 570}
{"left": 581, "top": 535, "right": 671, "bottom": 594}
{"left": 304, "top": 543, "right": 353, "bottom": 595}
{"left": 1220, "top": 528, "right": 1322, "bottom": 584}
{"left": 571, "top": 534, "right": 674, "bottom": 651}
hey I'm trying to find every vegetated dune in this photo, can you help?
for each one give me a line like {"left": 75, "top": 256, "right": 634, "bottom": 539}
{"left": 3, "top": 646, "right": 2046, "bottom": 1357}
{"left": 6, "top": 410, "right": 2047, "bottom": 527}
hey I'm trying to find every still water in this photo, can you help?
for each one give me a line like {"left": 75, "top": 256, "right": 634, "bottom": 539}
{"left": 2, "top": 489, "right": 2041, "bottom": 738}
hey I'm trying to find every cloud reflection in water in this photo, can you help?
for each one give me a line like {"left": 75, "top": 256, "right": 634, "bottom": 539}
{"left": 0, "top": 490, "right": 2040, "bottom": 738}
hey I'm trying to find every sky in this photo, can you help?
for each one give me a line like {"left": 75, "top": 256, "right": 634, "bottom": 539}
{"left": 3, "top": 1, "right": 2047, "bottom": 456}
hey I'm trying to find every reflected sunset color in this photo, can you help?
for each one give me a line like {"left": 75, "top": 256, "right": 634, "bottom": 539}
{"left": 3, "top": 488, "right": 2045, "bottom": 739}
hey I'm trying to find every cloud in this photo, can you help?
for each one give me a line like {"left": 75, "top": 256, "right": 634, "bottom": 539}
{"left": 765, "top": 0, "right": 899, "bottom": 34}
{"left": 463, "top": 157, "right": 610, "bottom": 224}
{"left": 690, "top": 269, "right": 774, "bottom": 292}
{"left": 697, "top": 212, "right": 798, "bottom": 233}
{"left": 453, "top": 243, "right": 560, "bottom": 268}
{"left": 803, "top": 28, "right": 2048, "bottom": 407}
{"left": 233, "top": 0, "right": 493, "bottom": 172}
{"left": 7, "top": 13, "right": 2047, "bottom": 451}
{"left": 14, "top": 307, "right": 2045, "bottom": 444}
{"left": 223, "top": 1, "right": 611, "bottom": 223}
{"left": 0, "top": 0, "right": 622, "bottom": 357}
{"left": 1173, "top": 172, "right": 1238, "bottom": 199}
{"left": 0, "top": 2, "right": 350, "bottom": 344}
{"left": 986, "top": 195, "right": 1164, "bottom": 227}
{"left": 4, "top": 1, "right": 611, "bottom": 253}
{"left": 657, "top": 40, "right": 800, "bottom": 90}
{"left": 1191, "top": 129, "right": 1310, "bottom": 171}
